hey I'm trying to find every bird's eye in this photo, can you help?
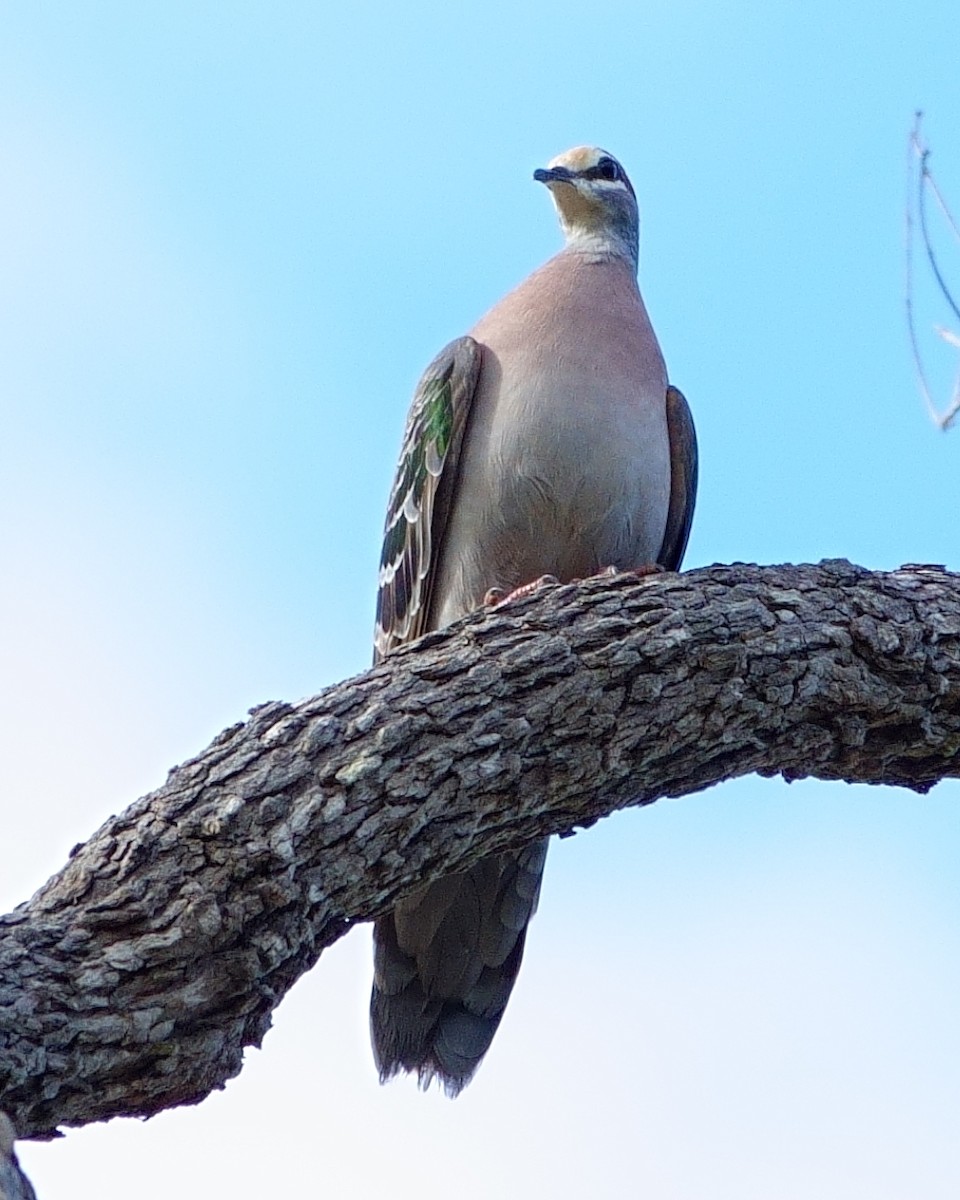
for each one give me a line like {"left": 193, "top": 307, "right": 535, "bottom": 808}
{"left": 595, "top": 157, "right": 620, "bottom": 182}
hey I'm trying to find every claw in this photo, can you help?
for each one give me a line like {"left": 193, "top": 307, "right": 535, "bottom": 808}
{"left": 484, "top": 574, "right": 560, "bottom": 607}
{"left": 575, "top": 564, "right": 666, "bottom": 583}
{"left": 616, "top": 563, "right": 666, "bottom": 579}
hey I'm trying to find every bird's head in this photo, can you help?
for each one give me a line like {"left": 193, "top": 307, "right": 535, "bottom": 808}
{"left": 534, "top": 146, "right": 639, "bottom": 267}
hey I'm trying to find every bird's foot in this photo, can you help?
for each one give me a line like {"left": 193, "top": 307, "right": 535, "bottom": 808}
{"left": 595, "top": 563, "right": 666, "bottom": 580}
{"left": 483, "top": 575, "right": 560, "bottom": 607}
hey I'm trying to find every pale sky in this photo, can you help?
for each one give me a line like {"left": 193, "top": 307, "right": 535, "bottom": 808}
{"left": 2, "top": 3, "right": 959, "bottom": 1197}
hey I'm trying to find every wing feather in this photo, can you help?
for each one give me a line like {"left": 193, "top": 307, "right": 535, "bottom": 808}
{"left": 657, "top": 384, "right": 698, "bottom": 571}
{"left": 374, "top": 337, "right": 482, "bottom": 661}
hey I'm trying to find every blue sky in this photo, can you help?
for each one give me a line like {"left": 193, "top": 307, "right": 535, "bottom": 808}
{"left": 2, "top": 3, "right": 959, "bottom": 1197}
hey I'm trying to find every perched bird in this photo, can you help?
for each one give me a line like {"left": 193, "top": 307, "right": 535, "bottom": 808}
{"left": 371, "top": 146, "right": 697, "bottom": 1095}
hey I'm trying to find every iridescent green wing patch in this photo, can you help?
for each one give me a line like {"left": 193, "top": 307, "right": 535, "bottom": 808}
{"left": 375, "top": 337, "right": 482, "bottom": 661}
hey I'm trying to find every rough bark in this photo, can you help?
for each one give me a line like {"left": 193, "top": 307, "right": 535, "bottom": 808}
{"left": 1, "top": 560, "right": 958, "bottom": 1140}
{"left": 0, "top": 1114, "right": 36, "bottom": 1200}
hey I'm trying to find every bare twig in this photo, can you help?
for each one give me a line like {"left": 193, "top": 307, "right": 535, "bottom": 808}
{"left": 906, "top": 113, "right": 960, "bottom": 430}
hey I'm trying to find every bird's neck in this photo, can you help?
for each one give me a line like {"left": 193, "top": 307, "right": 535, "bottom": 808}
{"left": 561, "top": 221, "right": 639, "bottom": 272}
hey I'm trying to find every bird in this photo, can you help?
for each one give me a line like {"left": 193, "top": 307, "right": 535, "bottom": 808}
{"left": 370, "top": 145, "right": 697, "bottom": 1096}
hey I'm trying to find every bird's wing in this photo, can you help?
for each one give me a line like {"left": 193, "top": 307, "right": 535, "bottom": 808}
{"left": 657, "top": 384, "right": 698, "bottom": 570}
{"left": 374, "top": 336, "right": 483, "bottom": 661}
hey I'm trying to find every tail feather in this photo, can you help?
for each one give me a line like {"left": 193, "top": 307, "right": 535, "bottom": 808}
{"left": 370, "top": 841, "right": 547, "bottom": 1094}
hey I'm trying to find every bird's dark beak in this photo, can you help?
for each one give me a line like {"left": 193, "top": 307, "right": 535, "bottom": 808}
{"left": 534, "top": 166, "right": 574, "bottom": 185}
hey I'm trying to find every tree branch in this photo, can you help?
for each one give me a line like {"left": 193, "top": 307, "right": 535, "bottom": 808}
{"left": 0, "top": 1114, "right": 36, "bottom": 1200}
{"left": 2, "top": 561, "right": 958, "bottom": 1139}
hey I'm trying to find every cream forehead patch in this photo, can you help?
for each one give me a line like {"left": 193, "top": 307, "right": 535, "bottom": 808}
{"left": 547, "top": 145, "right": 606, "bottom": 172}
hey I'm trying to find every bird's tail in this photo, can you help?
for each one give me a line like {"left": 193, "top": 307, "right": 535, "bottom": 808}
{"left": 370, "top": 839, "right": 548, "bottom": 1096}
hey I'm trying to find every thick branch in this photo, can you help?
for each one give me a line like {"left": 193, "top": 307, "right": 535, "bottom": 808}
{"left": 1, "top": 561, "right": 958, "bottom": 1138}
